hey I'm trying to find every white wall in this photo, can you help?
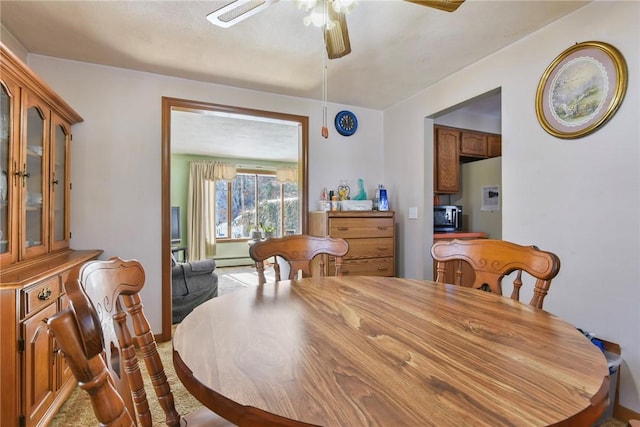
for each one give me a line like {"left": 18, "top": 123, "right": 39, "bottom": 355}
{"left": 24, "top": 57, "right": 384, "bottom": 334}
{"left": 12, "top": 0, "right": 640, "bottom": 414}
{"left": 384, "top": 1, "right": 639, "bottom": 412}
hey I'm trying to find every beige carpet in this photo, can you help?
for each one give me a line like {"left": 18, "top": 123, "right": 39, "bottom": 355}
{"left": 51, "top": 325, "right": 203, "bottom": 426}
{"left": 51, "top": 266, "right": 264, "bottom": 426}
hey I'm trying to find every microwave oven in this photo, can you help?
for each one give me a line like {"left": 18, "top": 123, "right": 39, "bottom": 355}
{"left": 434, "top": 205, "right": 462, "bottom": 232}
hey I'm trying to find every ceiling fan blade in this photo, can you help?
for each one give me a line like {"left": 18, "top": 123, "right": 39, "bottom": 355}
{"left": 207, "top": 0, "right": 279, "bottom": 28}
{"left": 404, "top": 0, "right": 465, "bottom": 13}
{"left": 324, "top": 8, "right": 351, "bottom": 59}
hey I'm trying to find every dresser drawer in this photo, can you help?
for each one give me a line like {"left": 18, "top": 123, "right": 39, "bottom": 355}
{"left": 331, "top": 257, "right": 395, "bottom": 277}
{"left": 329, "top": 218, "right": 394, "bottom": 238}
{"left": 344, "top": 238, "right": 394, "bottom": 259}
{"left": 22, "top": 276, "right": 61, "bottom": 318}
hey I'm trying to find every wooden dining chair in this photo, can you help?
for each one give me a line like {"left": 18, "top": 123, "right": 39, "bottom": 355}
{"left": 249, "top": 235, "right": 349, "bottom": 285}
{"left": 47, "top": 257, "right": 232, "bottom": 427}
{"left": 430, "top": 238, "right": 561, "bottom": 309}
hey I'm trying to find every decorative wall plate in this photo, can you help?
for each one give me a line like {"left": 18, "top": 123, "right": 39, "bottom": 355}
{"left": 535, "top": 41, "right": 627, "bottom": 139}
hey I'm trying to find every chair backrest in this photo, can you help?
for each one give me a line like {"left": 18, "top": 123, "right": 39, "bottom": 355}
{"left": 430, "top": 239, "right": 561, "bottom": 309}
{"left": 47, "top": 266, "right": 137, "bottom": 426}
{"left": 249, "top": 235, "right": 349, "bottom": 285}
{"left": 48, "top": 257, "right": 185, "bottom": 427}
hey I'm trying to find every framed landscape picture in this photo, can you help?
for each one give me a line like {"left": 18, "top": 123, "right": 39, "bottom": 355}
{"left": 535, "top": 41, "right": 627, "bottom": 139}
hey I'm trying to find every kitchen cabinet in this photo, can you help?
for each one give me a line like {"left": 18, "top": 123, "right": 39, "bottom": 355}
{"left": 309, "top": 211, "right": 395, "bottom": 277}
{"left": 488, "top": 134, "right": 502, "bottom": 157}
{"left": 460, "top": 131, "right": 487, "bottom": 158}
{"left": 434, "top": 127, "right": 460, "bottom": 194}
{"left": 434, "top": 126, "right": 501, "bottom": 195}
{"left": 0, "top": 44, "right": 102, "bottom": 427}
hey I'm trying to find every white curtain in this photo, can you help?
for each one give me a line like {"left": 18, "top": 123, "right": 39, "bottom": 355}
{"left": 276, "top": 166, "right": 298, "bottom": 183}
{"left": 188, "top": 161, "right": 236, "bottom": 261}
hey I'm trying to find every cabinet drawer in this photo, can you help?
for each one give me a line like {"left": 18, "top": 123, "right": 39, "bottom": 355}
{"left": 22, "top": 277, "right": 61, "bottom": 318}
{"left": 344, "top": 238, "right": 394, "bottom": 259}
{"left": 331, "top": 257, "right": 395, "bottom": 277}
{"left": 329, "top": 218, "right": 394, "bottom": 238}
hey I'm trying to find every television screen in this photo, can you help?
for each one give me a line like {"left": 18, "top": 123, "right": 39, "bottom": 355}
{"left": 171, "top": 206, "right": 181, "bottom": 243}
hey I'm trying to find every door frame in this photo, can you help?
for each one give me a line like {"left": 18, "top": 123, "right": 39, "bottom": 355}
{"left": 160, "top": 97, "right": 309, "bottom": 339}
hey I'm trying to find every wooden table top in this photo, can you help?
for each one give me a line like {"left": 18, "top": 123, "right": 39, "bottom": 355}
{"left": 173, "top": 276, "right": 609, "bottom": 427}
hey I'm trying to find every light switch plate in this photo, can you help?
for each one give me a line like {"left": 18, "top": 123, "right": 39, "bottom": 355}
{"left": 408, "top": 207, "right": 418, "bottom": 219}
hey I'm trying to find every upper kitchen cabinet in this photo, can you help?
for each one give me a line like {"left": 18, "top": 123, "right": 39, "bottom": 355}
{"left": 0, "top": 43, "right": 82, "bottom": 267}
{"left": 488, "top": 134, "right": 502, "bottom": 157}
{"left": 460, "top": 131, "right": 487, "bottom": 158}
{"left": 434, "top": 126, "right": 460, "bottom": 194}
{"left": 434, "top": 125, "right": 501, "bottom": 194}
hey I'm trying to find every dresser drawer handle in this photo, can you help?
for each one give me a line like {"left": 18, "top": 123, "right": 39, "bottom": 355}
{"left": 337, "top": 227, "right": 349, "bottom": 231}
{"left": 377, "top": 247, "right": 388, "bottom": 251}
{"left": 38, "top": 287, "right": 53, "bottom": 301}
{"left": 377, "top": 267, "right": 389, "bottom": 271}
{"left": 377, "top": 226, "right": 388, "bottom": 230}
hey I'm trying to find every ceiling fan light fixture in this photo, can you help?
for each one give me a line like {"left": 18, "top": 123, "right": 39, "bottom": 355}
{"left": 207, "top": 0, "right": 279, "bottom": 28}
{"left": 303, "top": 4, "right": 327, "bottom": 27}
{"left": 331, "top": 0, "right": 358, "bottom": 15}
{"left": 324, "top": 7, "right": 351, "bottom": 59}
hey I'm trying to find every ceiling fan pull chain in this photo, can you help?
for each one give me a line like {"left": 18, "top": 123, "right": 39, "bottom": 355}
{"left": 321, "top": 5, "right": 329, "bottom": 139}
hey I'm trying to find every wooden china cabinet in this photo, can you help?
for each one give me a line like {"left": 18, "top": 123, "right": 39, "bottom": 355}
{"left": 0, "top": 43, "right": 102, "bottom": 427}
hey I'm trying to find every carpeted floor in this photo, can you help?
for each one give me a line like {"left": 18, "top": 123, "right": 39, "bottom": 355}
{"left": 50, "top": 265, "right": 628, "bottom": 426}
{"left": 216, "top": 265, "right": 272, "bottom": 295}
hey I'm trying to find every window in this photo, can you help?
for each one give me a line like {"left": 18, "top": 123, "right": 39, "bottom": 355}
{"left": 215, "top": 171, "right": 299, "bottom": 240}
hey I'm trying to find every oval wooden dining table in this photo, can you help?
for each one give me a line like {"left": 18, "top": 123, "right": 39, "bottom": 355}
{"left": 172, "top": 276, "right": 609, "bottom": 427}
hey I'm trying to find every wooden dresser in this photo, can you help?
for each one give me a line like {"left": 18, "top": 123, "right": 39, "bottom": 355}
{"left": 309, "top": 211, "right": 395, "bottom": 277}
{"left": 0, "top": 43, "right": 103, "bottom": 427}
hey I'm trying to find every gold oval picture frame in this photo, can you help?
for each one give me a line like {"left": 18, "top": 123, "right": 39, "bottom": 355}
{"left": 535, "top": 41, "right": 627, "bottom": 139}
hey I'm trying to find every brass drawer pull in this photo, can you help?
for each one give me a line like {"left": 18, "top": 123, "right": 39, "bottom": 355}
{"left": 377, "top": 247, "right": 388, "bottom": 251}
{"left": 377, "top": 267, "right": 389, "bottom": 271}
{"left": 38, "top": 287, "right": 53, "bottom": 301}
{"left": 377, "top": 226, "right": 388, "bottom": 230}
{"left": 337, "top": 227, "right": 349, "bottom": 231}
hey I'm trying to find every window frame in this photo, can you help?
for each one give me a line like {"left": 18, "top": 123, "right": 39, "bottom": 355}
{"left": 216, "top": 169, "right": 293, "bottom": 241}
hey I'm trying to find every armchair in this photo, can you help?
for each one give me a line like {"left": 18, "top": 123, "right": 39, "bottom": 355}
{"left": 172, "top": 257, "right": 218, "bottom": 323}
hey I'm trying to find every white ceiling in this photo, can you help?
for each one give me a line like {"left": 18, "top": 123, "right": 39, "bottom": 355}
{"left": 1, "top": 0, "right": 589, "bottom": 111}
{"left": 0, "top": 1, "right": 588, "bottom": 160}
{"left": 171, "top": 109, "right": 301, "bottom": 161}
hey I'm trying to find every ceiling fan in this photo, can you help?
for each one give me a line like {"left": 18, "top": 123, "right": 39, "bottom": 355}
{"left": 207, "top": 0, "right": 465, "bottom": 59}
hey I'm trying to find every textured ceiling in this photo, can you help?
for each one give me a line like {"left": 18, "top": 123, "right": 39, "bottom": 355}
{"left": 0, "top": 0, "right": 589, "bottom": 110}
{"left": 0, "top": 1, "right": 588, "bottom": 160}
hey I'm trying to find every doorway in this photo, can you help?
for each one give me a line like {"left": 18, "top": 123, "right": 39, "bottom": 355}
{"left": 160, "top": 97, "right": 309, "bottom": 339}
{"left": 431, "top": 90, "right": 502, "bottom": 238}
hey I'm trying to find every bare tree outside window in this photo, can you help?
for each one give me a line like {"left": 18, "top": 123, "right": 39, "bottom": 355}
{"left": 216, "top": 171, "right": 298, "bottom": 240}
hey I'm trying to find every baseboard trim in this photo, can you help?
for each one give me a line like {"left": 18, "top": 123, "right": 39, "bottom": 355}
{"left": 615, "top": 403, "right": 640, "bottom": 423}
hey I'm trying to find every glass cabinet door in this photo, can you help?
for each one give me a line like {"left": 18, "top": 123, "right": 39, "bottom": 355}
{"left": 50, "top": 114, "right": 70, "bottom": 250}
{"left": 0, "top": 81, "right": 11, "bottom": 260}
{"left": 23, "top": 96, "right": 48, "bottom": 259}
